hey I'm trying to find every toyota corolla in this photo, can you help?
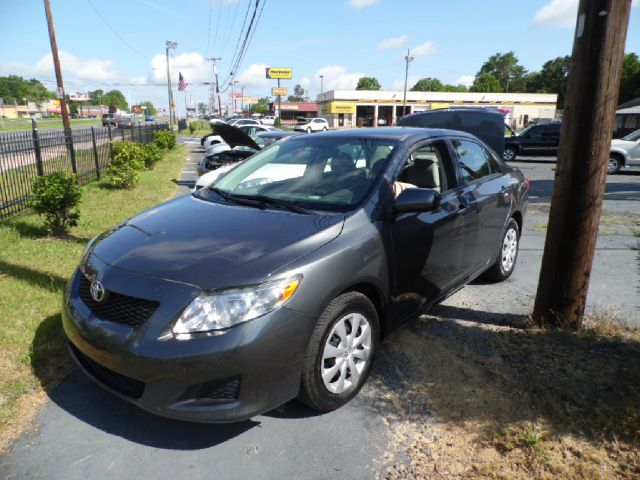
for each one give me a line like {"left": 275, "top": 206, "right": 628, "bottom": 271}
{"left": 63, "top": 127, "right": 528, "bottom": 422}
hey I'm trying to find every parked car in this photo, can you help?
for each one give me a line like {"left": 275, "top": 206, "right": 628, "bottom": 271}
{"left": 101, "top": 113, "right": 116, "bottom": 127}
{"left": 502, "top": 122, "right": 562, "bottom": 161}
{"left": 228, "top": 118, "right": 261, "bottom": 127}
{"left": 261, "top": 115, "right": 276, "bottom": 126}
{"left": 294, "top": 117, "right": 329, "bottom": 133}
{"left": 116, "top": 116, "right": 134, "bottom": 128}
{"left": 609, "top": 128, "right": 640, "bottom": 174}
{"left": 63, "top": 127, "right": 529, "bottom": 423}
{"left": 398, "top": 108, "right": 506, "bottom": 158}
{"left": 237, "top": 125, "right": 276, "bottom": 136}
{"left": 145, "top": 115, "right": 155, "bottom": 122}
{"left": 194, "top": 131, "right": 303, "bottom": 191}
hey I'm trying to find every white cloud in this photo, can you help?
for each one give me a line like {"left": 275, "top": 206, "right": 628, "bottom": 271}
{"left": 348, "top": 0, "right": 379, "bottom": 8}
{"left": 234, "top": 63, "right": 270, "bottom": 89}
{"left": 533, "top": 0, "right": 638, "bottom": 28}
{"left": 456, "top": 75, "right": 475, "bottom": 87}
{"left": 411, "top": 41, "right": 436, "bottom": 59}
{"left": 315, "top": 65, "right": 364, "bottom": 90}
{"left": 130, "top": 76, "right": 147, "bottom": 85}
{"left": 378, "top": 35, "right": 408, "bottom": 49}
{"left": 28, "top": 51, "right": 119, "bottom": 81}
{"left": 149, "top": 52, "right": 209, "bottom": 83}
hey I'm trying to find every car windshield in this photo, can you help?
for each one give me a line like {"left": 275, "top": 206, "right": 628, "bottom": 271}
{"left": 211, "top": 136, "right": 397, "bottom": 212}
{"left": 622, "top": 129, "right": 640, "bottom": 141}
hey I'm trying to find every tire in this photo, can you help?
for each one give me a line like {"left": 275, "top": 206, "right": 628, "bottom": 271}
{"left": 608, "top": 155, "right": 621, "bottom": 175}
{"left": 322, "top": 127, "right": 327, "bottom": 131}
{"left": 299, "top": 292, "right": 379, "bottom": 412}
{"left": 307, "top": 127, "right": 312, "bottom": 134}
{"left": 483, "top": 218, "right": 520, "bottom": 282}
{"left": 503, "top": 146, "right": 517, "bottom": 162}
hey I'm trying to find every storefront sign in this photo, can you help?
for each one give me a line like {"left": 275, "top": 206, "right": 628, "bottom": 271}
{"left": 265, "top": 67, "right": 293, "bottom": 79}
{"left": 271, "top": 87, "right": 287, "bottom": 96}
{"left": 323, "top": 102, "right": 356, "bottom": 114}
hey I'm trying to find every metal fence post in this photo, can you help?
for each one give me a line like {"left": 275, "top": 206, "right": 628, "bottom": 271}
{"left": 67, "top": 129, "right": 77, "bottom": 174}
{"left": 121, "top": 125, "right": 125, "bottom": 141}
{"left": 107, "top": 122, "right": 114, "bottom": 165}
{"left": 31, "top": 119, "right": 44, "bottom": 176}
{"left": 90, "top": 126, "right": 100, "bottom": 179}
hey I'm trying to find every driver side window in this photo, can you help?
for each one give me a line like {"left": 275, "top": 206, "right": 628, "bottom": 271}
{"left": 394, "top": 142, "right": 449, "bottom": 198}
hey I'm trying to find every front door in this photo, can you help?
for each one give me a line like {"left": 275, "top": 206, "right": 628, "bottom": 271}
{"left": 387, "top": 140, "right": 477, "bottom": 322}
{"left": 519, "top": 125, "right": 547, "bottom": 155}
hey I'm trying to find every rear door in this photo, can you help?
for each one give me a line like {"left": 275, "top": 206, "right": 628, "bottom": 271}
{"left": 518, "top": 125, "right": 546, "bottom": 155}
{"left": 450, "top": 137, "right": 512, "bottom": 272}
{"left": 541, "top": 123, "right": 561, "bottom": 155}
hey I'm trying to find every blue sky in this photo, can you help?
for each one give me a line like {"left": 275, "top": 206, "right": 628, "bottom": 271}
{"left": 1, "top": 0, "right": 639, "bottom": 112}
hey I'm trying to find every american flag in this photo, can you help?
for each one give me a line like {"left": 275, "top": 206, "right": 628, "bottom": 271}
{"left": 178, "top": 72, "right": 188, "bottom": 91}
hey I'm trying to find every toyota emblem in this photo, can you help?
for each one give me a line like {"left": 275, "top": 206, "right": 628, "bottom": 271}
{"left": 90, "top": 280, "right": 106, "bottom": 302}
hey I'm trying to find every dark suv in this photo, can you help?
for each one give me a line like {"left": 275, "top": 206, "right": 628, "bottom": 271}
{"left": 503, "top": 123, "right": 561, "bottom": 161}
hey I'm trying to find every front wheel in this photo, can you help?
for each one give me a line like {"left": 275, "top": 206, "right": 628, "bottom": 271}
{"left": 307, "top": 127, "right": 312, "bottom": 133}
{"left": 298, "top": 292, "right": 379, "bottom": 412}
{"left": 322, "top": 127, "right": 327, "bottom": 131}
{"left": 503, "top": 146, "right": 517, "bottom": 162}
{"left": 608, "top": 156, "right": 621, "bottom": 174}
{"left": 483, "top": 218, "right": 520, "bottom": 282}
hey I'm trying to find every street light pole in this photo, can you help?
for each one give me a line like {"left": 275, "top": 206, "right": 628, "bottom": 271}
{"left": 402, "top": 48, "right": 415, "bottom": 118}
{"left": 241, "top": 85, "right": 244, "bottom": 113}
{"left": 165, "top": 40, "right": 177, "bottom": 129}
{"left": 319, "top": 75, "right": 324, "bottom": 95}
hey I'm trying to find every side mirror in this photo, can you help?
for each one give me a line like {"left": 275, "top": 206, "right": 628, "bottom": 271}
{"left": 394, "top": 188, "right": 440, "bottom": 213}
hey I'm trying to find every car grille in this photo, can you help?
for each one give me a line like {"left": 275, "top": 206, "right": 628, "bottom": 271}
{"left": 69, "top": 342, "right": 145, "bottom": 399}
{"left": 177, "top": 376, "right": 241, "bottom": 405}
{"left": 78, "top": 274, "right": 159, "bottom": 329}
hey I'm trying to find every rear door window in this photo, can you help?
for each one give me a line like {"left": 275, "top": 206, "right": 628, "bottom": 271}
{"left": 451, "top": 139, "right": 495, "bottom": 183}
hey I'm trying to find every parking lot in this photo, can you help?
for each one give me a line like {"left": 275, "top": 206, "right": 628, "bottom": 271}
{"left": 2, "top": 145, "right": 638, "bottom": 479}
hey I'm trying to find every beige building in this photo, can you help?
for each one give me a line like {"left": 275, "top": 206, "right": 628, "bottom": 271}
{"left": 317, "top": 90, "right": 558, "bottom": 129}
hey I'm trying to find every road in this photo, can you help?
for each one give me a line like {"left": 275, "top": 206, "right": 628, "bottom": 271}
{"left": 1, "top": 146, "right": 638, "bottom": 479}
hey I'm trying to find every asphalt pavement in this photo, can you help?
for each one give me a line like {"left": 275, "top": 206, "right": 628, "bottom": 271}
{"left": 1, "top": 145, "right": 638, "bottom": 479}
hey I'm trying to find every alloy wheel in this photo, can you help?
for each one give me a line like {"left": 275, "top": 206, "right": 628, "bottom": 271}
{"left": 608, "top": 157, "right": 620, "bottom": 174}
{"left": 503, "top": 148, "right": 515, "bottom": 161}
{"left": 320, "top": 313, "right": 372, "bottom": 394}
{"left": 501, "top": 227, "right": 518, "bottom": 273}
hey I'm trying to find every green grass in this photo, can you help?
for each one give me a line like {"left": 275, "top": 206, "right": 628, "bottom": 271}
{"left": 0, "top": 118, "right": 102, "bottom": 133}
{"left": 0, "top": 144, "right": 187, "bottom": 435}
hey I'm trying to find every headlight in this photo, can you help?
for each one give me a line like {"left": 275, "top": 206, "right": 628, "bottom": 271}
{"left": 173, "top": 275, "right": 302, "bottom": 335}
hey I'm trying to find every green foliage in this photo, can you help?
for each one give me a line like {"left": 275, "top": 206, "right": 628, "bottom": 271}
{"left": 197, "top": 102, "right": 208, "bottom": 115}
{"left": 442, "top": 83, "right": 469, "bottom": 92}
{"left": 477, "top": 51, "right": 528, "bottom": 92}
{"left": 288, "top": 84, "right": 306, "bottom": 101}
{"left": 274, "top": 117, "right": 282, "bottom": 128}
{"left": 139, "top": 100, "right": 157, "bottom": 115}
{"left": 411, "top": 78, "right": 443, "bottom": 92}
{"left": 252, "top": 97, "right": 270, "bottom": 115}
{"left": 153, "top": 130, "right": 176, "bottom": 150}
{"left": 619, "top": 53, "right": 640, "bottom": 104}
{"left": 356, "top": 77, "right": 382, "bottom": 91}
{"left": 28, "top": 173, "right": 82, "bottom": 236}
{"left": 140, "top": 142, "right": 163, "bottom": 169}
{"left": 107, "top": 141, "right": 145, "bottom": 188}
{"left": 0, "top": 76, "right": 54, "bottom": 103}
{"left": 101, "top": 90, "right": 128, "bottom": 110}
{"left": 525, "top": 56, "right": 571, "bottom": 107}
{"left": 470, "top": 73, "right": 502, "bottom": 93}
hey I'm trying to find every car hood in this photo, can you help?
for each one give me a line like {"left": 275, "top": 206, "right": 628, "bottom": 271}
{"left": 213, "top": 123, "right": 260, "bottom": 150}
{"left": 89, "top": 195, "right": 345, "bottom": 289}
{"left": 611, "top": 139, "right": 636, "bottom": 151}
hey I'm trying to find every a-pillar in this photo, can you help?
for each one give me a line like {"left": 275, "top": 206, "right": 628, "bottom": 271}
{"left": 373, "top": 104, "right": 379, "bottom": 128}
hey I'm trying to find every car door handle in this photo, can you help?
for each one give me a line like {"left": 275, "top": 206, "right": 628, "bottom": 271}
{"left": 499, "top": 187, "right": 511, "bottom": 198}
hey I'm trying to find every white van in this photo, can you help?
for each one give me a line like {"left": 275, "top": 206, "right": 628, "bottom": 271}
{"left": 261, "top": 115, "right": 276, "bottom": 126}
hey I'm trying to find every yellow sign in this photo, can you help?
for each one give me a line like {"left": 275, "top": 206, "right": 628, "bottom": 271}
{"left": 242, "top": 96, "right": 258, "bottom": 104}
{"left": 265, "top": 67, "right": 293, "bottom": 79}
{"left": 430, "top": 102, "right": 450, "bottom": 110}
{"left": 271, "top": 87, "right": 288, "bottom": 96}
{"left": 324, "top": 102, "right": 356, "bottom": 114}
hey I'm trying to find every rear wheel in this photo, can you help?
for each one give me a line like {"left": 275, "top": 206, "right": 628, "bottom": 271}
{"left": 299, "top": 292, "right": 379, "bottom": 412}
{"left": 503, "top": 146, "right": 517, "bottom": 162}
{"left": 608, "top": 155, "right": 621, "bottom": 174}
{"left": 483, "top": 218, "right": 519, "bottom": 282}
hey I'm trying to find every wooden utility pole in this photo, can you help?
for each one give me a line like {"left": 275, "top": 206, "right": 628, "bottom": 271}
{"left": 43, "top": 0, "right": 76, "bottom": 173}
{"left": 532, "top": 0, "right": 632, "bottom": 329}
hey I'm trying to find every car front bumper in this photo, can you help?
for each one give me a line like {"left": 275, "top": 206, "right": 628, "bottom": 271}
{"left": 62, "top": 262, "right": 317, "bottom": 423}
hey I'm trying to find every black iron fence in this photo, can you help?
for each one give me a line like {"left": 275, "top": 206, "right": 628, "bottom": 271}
{"left": 0, "top": 120, "right": 169, "bottom": 220}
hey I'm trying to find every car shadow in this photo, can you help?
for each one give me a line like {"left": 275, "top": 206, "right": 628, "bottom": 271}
{"left": 528, "top": 178, "right": 640, "bottom": 203}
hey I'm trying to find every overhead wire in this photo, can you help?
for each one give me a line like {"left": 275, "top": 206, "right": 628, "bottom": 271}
{"left": 86, "top": 0, "right": 149, "bottom": 60}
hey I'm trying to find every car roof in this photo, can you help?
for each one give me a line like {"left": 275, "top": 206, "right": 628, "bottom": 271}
{"left": 254, "top": 131, "right": 302, "bottom": 139}
{"left": 306, "top": 126, "right": 478, "bottom": 143}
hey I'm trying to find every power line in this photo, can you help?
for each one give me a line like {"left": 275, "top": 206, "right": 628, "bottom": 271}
{"left": 205, "top": 0, "right": 213, "bottom": 57}
{"left": 223, "top": 0, "right": 252, "bottom": 82}
{"left": 86, "top": 0, "right": 149, "bottom": 60}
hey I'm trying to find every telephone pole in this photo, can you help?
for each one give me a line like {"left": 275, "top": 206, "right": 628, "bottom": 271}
{"left": 532, "top": 0, "right": 632, "bottom": 330}
{"left": 206, "top": 58, "right": 222, "bottom": 116}
{"left": 165, "top": 40, "right": 177, "bottom": 129}
{"left": 402, "top": 49, "right": 414, "bottom": 119}
{"left": 43, "top": 0, "right": 76, "bottom": 173}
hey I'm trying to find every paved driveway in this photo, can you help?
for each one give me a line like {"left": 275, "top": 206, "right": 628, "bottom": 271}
{"left": 2, "top": 146, "right": 638, "bottom": 479}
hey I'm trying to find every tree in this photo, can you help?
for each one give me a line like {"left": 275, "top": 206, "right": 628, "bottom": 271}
{"left": 525, "top": 56, "right": 571, "bottom": 107}
{"left": 197, "top": 102, "right": 207, "bottom": 115}
{"left": 139, "top": 101, "right": 156, "bottom": 115}
{"left": 356, "top": 77, "right": 381, "bottom": 91}
{"left": 0, "top": 76, "right": 54, "bottom": 103}
{"left": 89, "top": 89, "right": 105, "bottom": 105}
{"left": 470, "top": 73, "right": 502, "bottom": 92}
{"left": 102, "top": 90, "right": 128, "bottom": 110}
{"left": 619, "top": 53, "right": 640, "bottom": 104}
{"left": 410, "top": 78, "right": 443, "bottom": 91}
{"left": 252, "top": 97, "right": 270, "bottom": 115}
{"left": 477, "top": 51, "right": 528, "bottom": 92}
{"left": 442, "top": 83, "right": 469, "bottom": 92}
{"left": 294, "top": 84, "right": 305, "bottom": 98}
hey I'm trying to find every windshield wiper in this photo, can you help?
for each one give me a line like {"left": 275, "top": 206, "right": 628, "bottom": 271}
{"left": 233, "top": 194, "right": 311, "bottom": 214}
{"left": 208, "top": 188, "right": 264, "bottom": 209}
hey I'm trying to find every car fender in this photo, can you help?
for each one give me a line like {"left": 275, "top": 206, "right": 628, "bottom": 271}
{"left": 609, "top": 147, "right": 629, "bottom": 166}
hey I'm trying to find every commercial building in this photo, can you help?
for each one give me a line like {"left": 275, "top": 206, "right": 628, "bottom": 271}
{"left": 316, "top": 90, "right": 558, "bottom": 129}
{"left": 269, "top": 101, "right": 318, "bottom": 125}
{"left": 615, "top": 105, "right": 640, "bottom": 138}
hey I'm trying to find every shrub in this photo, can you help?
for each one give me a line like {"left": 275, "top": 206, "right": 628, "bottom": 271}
{"left": 29, "top": 172, "right": 82, "bottom": 236}
{"left": 140, "top": 142, "right": 163, "bottom": 169}
{"left": 274, "top": 117, "right": 282, "bottom": 128}
{"left": 153, "top": 130, "right": 176, "bottom": 150}
{"left": 107, "top": 141, "right": 145, "bottom": 188}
